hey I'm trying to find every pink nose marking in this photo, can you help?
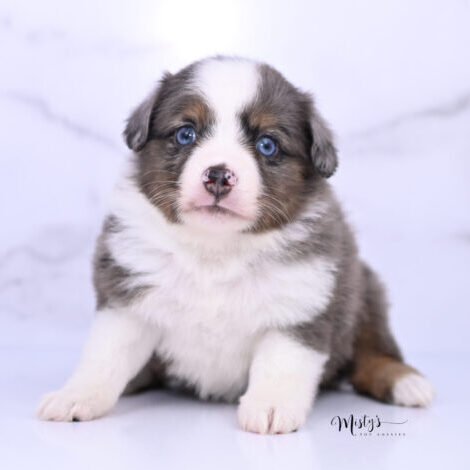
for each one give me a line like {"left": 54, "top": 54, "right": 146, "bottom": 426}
{"left": 202, "top": 168, "right": 238, "bottom": 186}
{"left": 222, "top": 169, "right": 238, "bottom": 187}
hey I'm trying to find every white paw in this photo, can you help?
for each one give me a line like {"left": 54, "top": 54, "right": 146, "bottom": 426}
{"left": 238, "top": 394, "right": 308, "bottom": 434}
{"left": 392, "top": 373, "right": 434, "bottom": 407}
{"left": 36, "top": 386, "right": 117, "bottom": 422}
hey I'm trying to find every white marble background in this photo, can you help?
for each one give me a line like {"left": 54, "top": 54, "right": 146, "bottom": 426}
{"left": 1, "top": 2, "right": 470, "bottom": 469}
{"left": 1, "top": 0, "right": 469, "bottom": 353}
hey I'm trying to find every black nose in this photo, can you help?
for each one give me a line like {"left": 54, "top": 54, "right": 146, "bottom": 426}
{"left": 202, "top": 166, "right": 238, "bottom": 200}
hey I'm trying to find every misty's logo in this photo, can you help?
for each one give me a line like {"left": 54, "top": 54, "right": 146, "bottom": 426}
{"left": 330, "top": 414, "right": 407, "bottom": 436}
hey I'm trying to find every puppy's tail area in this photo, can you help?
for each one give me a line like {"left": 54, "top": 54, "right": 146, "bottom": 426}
{"left": 350, "top": 264, "right": 434, "bottom": 407}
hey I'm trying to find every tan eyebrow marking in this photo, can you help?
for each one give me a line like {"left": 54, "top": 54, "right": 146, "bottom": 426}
{"left": 248, "top": 109, "right": 279, "bottom": 130}
{"left": 181, "top": 98, "right": 211, "bottom": 125}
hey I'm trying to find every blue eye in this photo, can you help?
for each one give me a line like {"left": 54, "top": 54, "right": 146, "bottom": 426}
{"left": 256, "top": 136, "right": 277, "bottom": 157}
{"left": 176, "top": 125, "right": 196, "bottom": 146}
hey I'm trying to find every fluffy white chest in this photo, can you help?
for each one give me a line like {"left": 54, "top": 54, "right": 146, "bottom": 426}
{"left": 155, "top": 299, "right": 264, "bottom": 400}
{"left": 108, "top": 182, "right": 336, "bottom": 399}
{"left": 120, "top": 247, "right": 334, "bottom": 399}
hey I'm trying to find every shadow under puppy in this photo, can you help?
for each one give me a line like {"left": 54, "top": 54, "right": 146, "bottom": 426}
{"left": 37, "top": 56, "right": 433, "bottom": 434}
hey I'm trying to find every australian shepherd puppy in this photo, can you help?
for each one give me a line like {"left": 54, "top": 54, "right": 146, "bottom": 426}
{"left": 37, "top": 56, "right": 433, "bottom": 434}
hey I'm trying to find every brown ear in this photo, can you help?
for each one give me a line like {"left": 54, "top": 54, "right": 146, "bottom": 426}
{"left": 123, "top": 72, "right": 172, "bottom": 151}
{"left": 310, "top": 111, "right": 338, "bottom": 178}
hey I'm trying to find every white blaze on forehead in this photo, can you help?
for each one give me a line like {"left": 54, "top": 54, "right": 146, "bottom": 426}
{"left": 178, "top": 58, "right": 263, "bottom": 230}
{"left": 193, "top": 58, "right": 260, "bottom": 131}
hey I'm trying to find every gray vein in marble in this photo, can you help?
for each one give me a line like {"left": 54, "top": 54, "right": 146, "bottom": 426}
{"left": 0, "top": 15, "right": 12, "bottom": 29}
{"left": 0, "top": 15, "right": 66, "bottom": 41}
{"left": 0, "top": 14, "right": 167, "bottom": 56}
{"left": 346, "top": 92, "right": 470, "bottom": 140}
{"left": 3, "top": 91, "right": 120, "bottom": 150}
{"left": 0, "top": 226, "right": 94, "bottom": 276}
{"left": 455, "top": 231, "right": 470, "bottom": 244}
{"left": 0, "top": 244, "right": 88, "bottom": 266}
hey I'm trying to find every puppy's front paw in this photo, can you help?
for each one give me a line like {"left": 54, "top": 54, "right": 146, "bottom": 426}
{"left": 238, "top": 394, "right": 308, "bottom": 434}
{"left": 36, "top": 386, "right": 116, "bottom": 422}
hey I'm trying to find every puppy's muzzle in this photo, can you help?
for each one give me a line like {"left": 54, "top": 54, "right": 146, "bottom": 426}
{"left": 202, "top": 166, "right": 238, "bottom": 200}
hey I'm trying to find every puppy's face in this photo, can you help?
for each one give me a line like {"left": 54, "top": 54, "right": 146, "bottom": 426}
{"left": 124, "top": 57, "right": 337, "bottom": 233}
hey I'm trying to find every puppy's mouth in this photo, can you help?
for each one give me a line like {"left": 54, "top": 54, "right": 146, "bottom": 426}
{"left": 184, "top": 203, "right": 248, "bottom": 220}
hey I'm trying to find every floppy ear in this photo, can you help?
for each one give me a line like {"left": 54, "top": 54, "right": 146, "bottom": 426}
{"left": 310, "top": 111, "right": 338, "bottom": 178}
{"left": 123, "top": 72, "right": 172, "bottom": 151}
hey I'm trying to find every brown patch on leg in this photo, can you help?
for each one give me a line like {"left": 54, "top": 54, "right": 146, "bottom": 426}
{"left": 350, "top": 264, "right": 425, "bottom": 403}
{"left": 351, "top": 353, "right": 420, "bottom": 403}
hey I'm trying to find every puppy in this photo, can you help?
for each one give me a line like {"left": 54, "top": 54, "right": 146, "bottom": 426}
{"left": 37, "top": 56, "right": 433, "bottom": 433}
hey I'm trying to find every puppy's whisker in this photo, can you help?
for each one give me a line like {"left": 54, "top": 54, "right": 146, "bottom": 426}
{"left": 141, "top": 180, "right": 181, "bottom": 187}
{"left": 156, "top": 199, "right": 181, "bottom": 215}
{"left": 267, "top": 202, "right": 291, "bottom": 225}
{"left": 259, "top": 191, "right": 292, "bottom": 221}
{"left": 146, "top": 186, "right": 180, "bottom": 198}
{"left": 257, "top": 201, "right": 284, "bottom": 227}
{"left": 150, "top": 193, "right": 179, "bottom": 206}
{"left": 260, "top": 192, "right": 289, "bottom": 212}
{"left": 139, "top": 168, "right": 179, "bottom": 178}
{"left": 146, "top": 187, "right": 180, "bottom": 198}
{"left": 258, "top": 198, "right": 291, "bottom": 225}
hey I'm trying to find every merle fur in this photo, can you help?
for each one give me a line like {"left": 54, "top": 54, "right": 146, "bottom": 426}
{"left": 95, "top": 56, "right": 405, "bottom": 399}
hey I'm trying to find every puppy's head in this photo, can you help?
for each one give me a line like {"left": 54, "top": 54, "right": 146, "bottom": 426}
{"left": 124, "top": 56, "right": 337, "bottom": 233}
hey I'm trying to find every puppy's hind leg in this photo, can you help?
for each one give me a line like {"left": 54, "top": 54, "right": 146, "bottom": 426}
{"left": 350, "top": 264, "right": 434, "bottom": 407}
{"left": 37, "top": 309, "right": 157, "bottom": 422}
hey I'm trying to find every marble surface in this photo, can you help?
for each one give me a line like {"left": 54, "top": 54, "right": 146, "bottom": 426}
{"left": 0, "top": 1, "right": 469, "bottom": 468}
{"left": 2, "top": 347, "right": 469, "bottom": 470}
